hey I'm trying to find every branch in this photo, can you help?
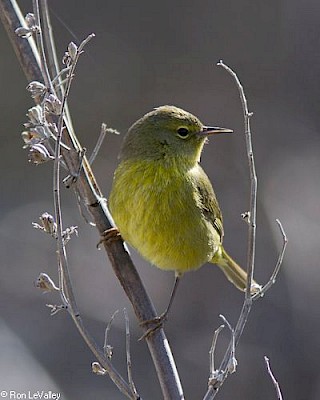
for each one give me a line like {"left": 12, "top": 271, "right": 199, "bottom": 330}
{"left": 217, "top": 60, "right": 257, "bottom": 297}
{"left": 203, "top": 61, "right": 287, "bottom": 400}
{"left": 253, "top": 219, "right": 287, "bottom": 299}
{"left": 264, "top": 356, "right": 284, "bottom": 400}
{"left": 89, "top": 123, "right": 120, "bottom": 165}
{"left": 0, "top": 1, "right": 184, "bottom": 399}
{"left": 40, "top": 0, "right": 74, "bottom": 134}
{"left": 124, "top": 309, "right": 139, "bottom": 398}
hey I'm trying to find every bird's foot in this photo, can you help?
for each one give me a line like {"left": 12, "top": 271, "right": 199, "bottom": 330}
{"left": 139, "top": 313, "right": 167, "bottom": 340}
{"left": 97, "top": 227, "right": 122, "bottom": 248}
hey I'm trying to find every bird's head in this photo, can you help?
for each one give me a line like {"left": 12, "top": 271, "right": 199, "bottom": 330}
{"left": 120, "top": 105, "right": 232, "bottom": 165}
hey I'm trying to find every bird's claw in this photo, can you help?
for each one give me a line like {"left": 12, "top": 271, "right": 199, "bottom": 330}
{"left": 139, "top": 313, "right": 167, "bottom": 340}
{"left": 97, "top": 227, "right": 122, "bottom": 249}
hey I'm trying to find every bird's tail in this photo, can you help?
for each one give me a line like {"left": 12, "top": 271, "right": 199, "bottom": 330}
{"left": 212, "top": 246, "right": 261, "bottom": 294}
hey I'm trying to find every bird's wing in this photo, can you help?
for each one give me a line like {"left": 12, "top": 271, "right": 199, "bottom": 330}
{"left": 194, "top": 166, "right": 224, "bottom": 240}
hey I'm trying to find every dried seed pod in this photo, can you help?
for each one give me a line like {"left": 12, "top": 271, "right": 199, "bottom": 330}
{"left": 68, "top": 42, "right": 78, "bottom": 61}
{"left": 25, "top": 13, "right": 36, "bottom": 29}
{"left": 45, "top": 94, "right": 62, "bottom": 115}
{"left": 27, "top": 105, "right": 43, "bottom": 125}
{"left": 15, "top": 26, "right": 32, "bottom": 38}
{"left": 26, "top": 81, "right": 47, "bottom": 98}
{"left": 92, "top": 362, "right": 107, "bottom": 376}
{"left": 28, "top": 143, "right": 54, "bottom": 164}
{"left": 35, "top": 273, "right": 59, "bottom": 293}
{"left": 21, "top": 129, "right": 42, "bottom": 146}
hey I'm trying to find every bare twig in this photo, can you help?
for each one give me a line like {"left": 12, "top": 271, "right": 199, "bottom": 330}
{"left": 209, "top": 324, "right": 224, "bottom": 382}
{"left": 52, "top": 34, "right": 94, "bottom": 307}
{"left": 89, "top": 124, "right": 120, "bottom": 165}
{"left": 51, "top": 34, "right": 93, "bottom": 308}
{"left": 217, "top": 60, "right": 256, "bottom": 297}
{"left": 219, "top": 315, "right": 237, "bottom": 374}
{"left": 253, "top": 219, "right": 288, "bottom": 300}
{"left": 40, "top": 0, "right": 58, "bottom": 88}
{"left": 89, "top": 123, "right": 108, "bottom": 164}
{"left": 124, "top": 309, "right": 139, "bottom": 399}
{"left": 204, "top": 60, "right": 258, "bottom": 400}
{"left": 103, "top": 310, "right": 119, "bottom": 359}
{"left": 40, "top": 0, "right": 74, "bottom": 136}
{"left": 32, "top": 0, "right": 51, "bottom": 88}
{"left": 264, "top": 356, "right": 284, "bottom": 400}
{"left": 203, "top": 61, "right": 287, "bottom": 400}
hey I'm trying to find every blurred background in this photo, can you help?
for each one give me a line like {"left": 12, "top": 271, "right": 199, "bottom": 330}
{"left": 1, "top": 0, "right": 320, "bottom": 399}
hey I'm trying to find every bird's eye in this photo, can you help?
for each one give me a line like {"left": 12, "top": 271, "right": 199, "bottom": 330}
{"left": 177, "top": 127, "right": 189, "bottom": 138}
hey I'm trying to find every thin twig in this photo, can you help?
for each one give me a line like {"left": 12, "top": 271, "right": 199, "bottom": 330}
{"left": 89, "top": 123, "right": 108, "bottom": 164}
{"left": 75, "top": 192, "right": 96, "bottom": 226}
{"left": 53, "top": 34, "right": 94, "bottom": 307}
{"left": 124, "top": 309, "right": 139, "bottom": 399}
{"left": 219, "top": 315, "right": 237, "bottom": 374}
{"left": 253, "top": 219, "right": 288, "bottom": 300}
{"left": 205, "top": 60, "right": 258, "bottom": 399}
{"left": 40, "top": 0, "right": 74, "bottom": 136}
{"left": 40, "top": 0, "right": 59, "bottom": 90}
{"left": 89, "top": 124, "right": 120, "bottom": 165}
{"left": 52, "top": 34, "right": 92, "bottom": 309}
{"left": 103, "top": 310, "right": 119, "bottom": 359}
{"left": 209, "top": 324, "right": 224, "bottom": 380}
{"left": 264, "top": 356, "right": 284, "bottom": 400}
{"left": 217, "top": 60, "right": 257, "bottom": 297}
{"left": 203, "top": 61, "right": 287, "bottom": 400}
{"left": 32, "top": 0, "right": 51, "bottom": 88}
{"left": 51, "top": 66, "right": 71, "bottom": 84}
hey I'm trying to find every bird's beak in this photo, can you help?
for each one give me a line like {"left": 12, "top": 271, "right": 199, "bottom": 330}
{"left": 198, "top": 126, "right": 233, "bottom": 136}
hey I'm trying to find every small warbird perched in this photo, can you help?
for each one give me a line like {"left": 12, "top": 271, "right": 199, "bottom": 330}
{"left": 109, "top": 106, "right": 260, "bottom": 322}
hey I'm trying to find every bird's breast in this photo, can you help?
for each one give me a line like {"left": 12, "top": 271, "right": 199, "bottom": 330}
{"left": 109, "top": 159, "right": 220, "bottom": 273}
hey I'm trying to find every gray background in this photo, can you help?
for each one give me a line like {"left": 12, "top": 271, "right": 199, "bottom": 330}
{"left": 1, "top": 0, "right": 320, "bottom": 399}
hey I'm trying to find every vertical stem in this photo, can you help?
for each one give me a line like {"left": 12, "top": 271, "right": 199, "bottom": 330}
{"left": 203, "top": 61, "right": 258, "bottom": 400}
{"left": 40, "top": 0, "right": 75, "bottom": 135}
{"left": 32, "top": 0, "right": 51, "bottom": 88}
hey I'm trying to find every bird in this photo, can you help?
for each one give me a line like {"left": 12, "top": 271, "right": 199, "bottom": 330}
{"left": 108, "top": 105, "right": 260, "bottom": 326}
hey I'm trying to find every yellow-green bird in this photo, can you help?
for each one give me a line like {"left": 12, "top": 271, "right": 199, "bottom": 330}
{"left": 109, "top": 106, "right": 260, "bottom": 317}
